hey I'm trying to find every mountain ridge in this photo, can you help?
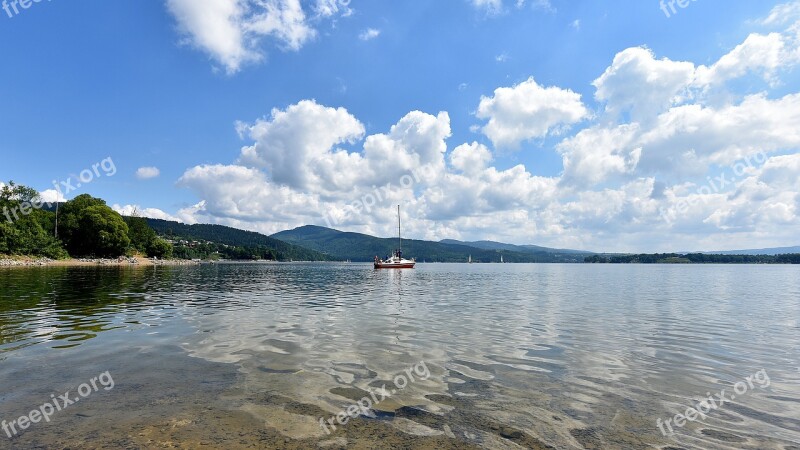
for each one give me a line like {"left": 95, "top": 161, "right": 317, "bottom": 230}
{"left": 272, "top": 225, "right": 589, "bottom": 263}
{"left": 138, "top": 218, "right": 799, "bottom": 262}
{"left": 701, "top": 246, "right": 800, "bottom": 256}
{"left": 145, "top": 219, "right": 332, "bottom": 261}
{"left": 439, "top": 239, "right": 590, "bottom": 255}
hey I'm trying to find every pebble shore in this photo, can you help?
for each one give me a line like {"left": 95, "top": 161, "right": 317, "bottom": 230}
{"left": 0, "top": 257, "right": 200, "bottom": 267}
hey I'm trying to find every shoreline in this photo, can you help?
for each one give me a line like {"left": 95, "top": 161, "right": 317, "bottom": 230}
{"left": 0, "top": 256, "right": 200, "bottom": 268}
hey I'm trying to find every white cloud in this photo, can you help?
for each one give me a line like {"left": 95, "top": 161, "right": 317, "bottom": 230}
{"left": 760, "top": 1, "right": 800, "bottom": 26}
{"left": 571, "top": 19, "right": 581, "bottom": 31}
{"left": 450, "top": 142, "right": 492, "bottom": 175}
{"left": 495, "top": 52, "right": 509, "bottom": 62}
{"left": 237, "top": 100, "right": 366, "bottom": 190}
{"left": 576, "top": 17, "right": 800, "bottom": 187}
{"left": 638, "top": 93, "right": 800, "bottom": 170}
{"left": 358, "top": 28, "right": 380, "bottom": 41}
{"left": 510, "top": 0, "right": 554, "bottom": 12}
{"left": 159, "top": 12, "right": 800, "bottom": 252}
{"left": 177, "top": 164, "right": 323, "bottom": 227}
{"left": 166, "top": 0, "right": 254, "bottom": 73}
{"left": 560, "top": 92, "right": 800, "bottom": 187}
{"left": 557, "top": 124, "right": 642, "bottom": 187}
{"left": 174, "top": 103, "right": 452, "bottom": 236}
{"left": 469, "top": 0, "right": 556, "bottom": 15}
{"left": 694, "top": 32, "right": 793, "bottom": 87}
{"left": 593, "top": 47, "right": 695, "bottom": 122}
{"left": 594, "top": 27, "right": 800, "bottom": 122}
{"left": 38, "top": 189, "right": 66, "bottom": 203}
{"left": 112, "top": 204, "right": 181, "bottom": 222}
{"left": 476, "top": 77, "right": 589, "bottom": 149}
{"left": 529, "top": 0, "right": 555, "bottom": 12}
{"left": 471, "top": 0, "right": 503, "bottom": 14}
{"left": 166, "top": 0, "right": 347, "bottom": 74}
{"left": 313, "top": 0, "right": 353, "bottom": 18}
{"left": 136, "top": 167, "right": 161, "bottom": 180}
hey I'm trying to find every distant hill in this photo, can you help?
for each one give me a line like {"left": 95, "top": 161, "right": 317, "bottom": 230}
{"left": 586, "top": 253, "right": 800, "bottom": 264}
{"left": 703, "top": 246, "right": 800, "bottom": 256}
{"left": 272, "top": 225, "right": 588, "bottom": 263}
{"left": 440, "top": 239, "right": 590, "bottom": 255}
{"left": 145, "top": 219, "right": 331, "bottom": 261}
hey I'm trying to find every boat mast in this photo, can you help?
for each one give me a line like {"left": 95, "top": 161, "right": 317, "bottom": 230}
{"left": 397, "top": 205, "right": 402, "bottom": 254}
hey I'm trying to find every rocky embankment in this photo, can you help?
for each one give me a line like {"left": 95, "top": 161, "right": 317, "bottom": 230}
{"left": 0, "top": 257, "right": 199, "bottom": 267}
{"left": 0, "top": 258, "right": 54, "bottom": 267}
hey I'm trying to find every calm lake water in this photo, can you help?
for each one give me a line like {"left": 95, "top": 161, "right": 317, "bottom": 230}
{"left": 0, "top": 263, "right": 799, "bottom": 449}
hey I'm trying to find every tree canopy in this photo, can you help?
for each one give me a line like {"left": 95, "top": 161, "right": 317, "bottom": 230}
{"left": 1, "top": 184, "right": 176, "bottom": 259}
{"left": 125, "top": 215, "right": 173, "bottom": 258}
{"left": 0, "top": 182, "right": 67, "bottom": 258}
{"left": 59, "top": 197, "right": 131, "bottom": 257}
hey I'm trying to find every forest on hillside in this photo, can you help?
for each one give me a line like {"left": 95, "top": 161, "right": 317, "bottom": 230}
{"left": 1, "top": 182, "right": 328, "bottom": 262}
{"left": 1, "top": 182, "right": 171, "bottom": 259}
{"left": 145, "top": 219, "right": 331, "bottom": 261}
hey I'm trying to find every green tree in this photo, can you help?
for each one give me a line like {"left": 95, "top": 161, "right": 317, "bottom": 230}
{"left": 124, "top": 215, "right": 157, "bottom": 253}
{"left": 1, "top": 181, "right": 39, "bottom": 206}
{"left": 59, "top": 195, "right": 130, "bottom": 257}
{"left": 146, "top": 238, "right": 173, "bottom": 259}
{"left": 0, "top": 181, "right": 67, "bottom": 258}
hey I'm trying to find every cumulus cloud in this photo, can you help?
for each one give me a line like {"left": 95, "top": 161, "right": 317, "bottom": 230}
{"left": 565, "top": 14, "right": 800, "bottom": 188}
{"left": 237, "top": 100, "right": 366, "bottom": 190}
{"left": 38, "top": 189, "right": 66, "bottom": 203}
{"left": 166, "top": 0, "right": 348, "bottom": 74}
{"left": 557, "top": 124, "right": 642, "bottom": 187}
{"left": 112, "top": 204, "right": 181, "bottom": 222}
{"left": 694, "top": 32, "right": 794, "bottom": 87}
{"left": 174, "top": 103, "right": 452, "bottom": 236}
{"left": 155, "top": 8, "right": 800, "bottom": 252}
{"left": 593, "top": 47, "right": 695, "bottom": 122}
{"left": 559, "top": 92, "right": 800, "bottom": 187}
{"left": 136, "top": 167, "right": 161, "bottom": 179}
{"left": 358, "top": 28, "right": 380, "bottom": 41}
{"left": 450, "top": 142, "right": 492, "bottom": 175}
{"left": 476, "top": 77, "right": 589, "bottom": 149}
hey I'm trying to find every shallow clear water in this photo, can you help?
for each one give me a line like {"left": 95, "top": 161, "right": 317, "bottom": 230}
{"left": 1, "top": 263, "right": 799, "bottom": 449}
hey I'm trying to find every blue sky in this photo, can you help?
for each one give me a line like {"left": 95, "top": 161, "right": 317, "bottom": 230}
{"left": 1, "top": 0, "right": 799, "bottom": 251}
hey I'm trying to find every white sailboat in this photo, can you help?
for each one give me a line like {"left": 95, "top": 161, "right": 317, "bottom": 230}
{"left": 374, "top": 206, "right": 416, "bottom": 269}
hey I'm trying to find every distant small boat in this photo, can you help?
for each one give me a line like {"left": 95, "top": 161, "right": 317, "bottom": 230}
{"left": 500, "top": 255, "right": 504, "bottom": 263}
{"left": 374, "top": 206, "right": 416, "bottom": 269}
{"left": 468, "top": 255, "right": 473, "bottom": 264}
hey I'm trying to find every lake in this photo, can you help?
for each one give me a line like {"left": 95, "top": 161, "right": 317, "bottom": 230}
{"left": 1, "top": 263, "right": 799, "bottom": 449}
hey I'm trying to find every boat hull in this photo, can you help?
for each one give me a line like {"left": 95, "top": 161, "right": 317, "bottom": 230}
{"left": 374, "top": 262, "right": 415, "bottom": 269}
